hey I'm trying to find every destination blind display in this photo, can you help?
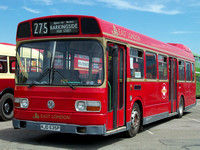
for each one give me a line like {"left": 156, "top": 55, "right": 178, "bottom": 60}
{"left": 50, "top": 20, "right": 78, "bottom": 34}
{"left": 33, "top": 19, "right": 79, "bottom": 36}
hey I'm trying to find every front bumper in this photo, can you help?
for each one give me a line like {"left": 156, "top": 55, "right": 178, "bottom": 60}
{"left": 13, "top": 118, "right": 106, "bottom": 135}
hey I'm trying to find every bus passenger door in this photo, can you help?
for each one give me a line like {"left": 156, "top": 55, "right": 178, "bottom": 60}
{"left": 107, "top": 43, "right": 126, "bottom": 130}
{"left": 169, "top": 58, "right": 177, "bottom": 113}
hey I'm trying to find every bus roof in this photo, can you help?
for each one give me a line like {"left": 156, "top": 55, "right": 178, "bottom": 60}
{"left": 0, "top": 43, "right": 16, "bottom": 56}
{"left": 16, "top": 15, "right": 194, "bottom": 62}
{"left": 96, "top": 17, "right": 194, "bottom": 62}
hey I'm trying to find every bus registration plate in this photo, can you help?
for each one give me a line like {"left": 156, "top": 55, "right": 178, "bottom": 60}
{"left": 40, "top": 124, "right": 61, "bottom": 131}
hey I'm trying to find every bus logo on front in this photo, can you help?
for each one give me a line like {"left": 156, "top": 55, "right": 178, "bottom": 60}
{"left": 47, "top": 100, "right": 55, "bottom": 109}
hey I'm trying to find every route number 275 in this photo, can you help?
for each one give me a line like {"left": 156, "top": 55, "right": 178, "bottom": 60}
{"left": 33, "top": 22, "right": 48, "bottom": 35}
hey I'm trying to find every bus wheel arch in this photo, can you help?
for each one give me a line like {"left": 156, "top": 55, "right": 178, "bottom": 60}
{"left": 177, "top": 95, "right": 185, "bottom": 118}
{"left": 126, "top": 100, "right": 143, "bottom": 137}
{"left": 0, "top": 88, "right": 14, "bottom": 98}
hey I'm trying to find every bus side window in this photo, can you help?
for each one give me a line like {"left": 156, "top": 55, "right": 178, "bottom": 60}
{"left": 146, "top": 52, "right": 157, "bottom": 79}
{"left": 192, "top": 63, "right": 195, "bottom": 81}
{"left": 0, "top": 56, "right": 7, "bottom": 73}
{"left": 0, "top": 62, "right": 3, "bottom": 73}
{"left": 178, "top": 60, "right": 185, "bottom": 81}
{"left": 186, "top": 62, "right": 191, "bottom": 81}
{"left": 10, "top": 57, "right": 16, "bottom": 73}
{"left": 10, "top": 61, "right": 16, "bottom": 73}
{"left": 158, "top": 55, "right": 167, "bottom": 80}
{"left": 130, "top": 47, "right": 144, "bottom": 79}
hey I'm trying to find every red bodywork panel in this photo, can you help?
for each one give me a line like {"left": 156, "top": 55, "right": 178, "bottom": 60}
{"left": 0, "top": 79, "right": 15, "bottom": 93}
{"left": 14, "top": 86, "right": 107, "bottom": 125}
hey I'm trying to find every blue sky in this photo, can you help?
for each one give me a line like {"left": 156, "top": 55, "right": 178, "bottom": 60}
{"left": 0, "top": 0, "right": 200, "bottom": 53}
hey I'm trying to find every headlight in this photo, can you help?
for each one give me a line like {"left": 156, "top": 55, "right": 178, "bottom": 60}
{"left": 76, "top": 101, "right": 86, "bottom": 111}
{"left": 20, "top": 99, "right": 29, "bottom": 108}
{"left": 75, "top": 100, "right": 101, "bottom": 112}
{"left": 14, "top": 98, "right": 29, "bottom": 109}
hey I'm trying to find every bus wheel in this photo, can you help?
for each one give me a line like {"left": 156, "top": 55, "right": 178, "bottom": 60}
{"left": 0, "top": 93, "right": 14, "bottom": 121}
{"left": 177, "top": 97, "right": 184, "bottom": 118}
{"left": 126, "top": 103, "right": 141, "bottom": 137}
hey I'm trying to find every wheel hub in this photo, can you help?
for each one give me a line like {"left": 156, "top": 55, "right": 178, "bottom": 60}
{"left": 179, "top": 100, "right": 183, "bottom": 115}
{"left": 4, "top": 102, "right": 10, "bottom": 113}
{"left": 131, "top": 110, "right": 140, "bottom": 129}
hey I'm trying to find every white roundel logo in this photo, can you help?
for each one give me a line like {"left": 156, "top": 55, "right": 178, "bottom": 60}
{"left": 47, "top": 100, "right": 55, "bottom": 109}
{"left": 161, "top": 83, "right": 167, "bottom": 99}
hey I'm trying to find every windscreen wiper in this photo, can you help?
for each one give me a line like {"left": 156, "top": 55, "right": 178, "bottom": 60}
{"left": 28, "top": 68, "right": 51, "bottom": 88}
{"left": 54, "top": 69, "right": 76, "bottom": 90}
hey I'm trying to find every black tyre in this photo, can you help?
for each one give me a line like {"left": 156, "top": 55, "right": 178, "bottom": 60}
{"left": 126, "top": 103, "right": 141, "bottom": 137}
{"left": 0, "top": 93, "right": 14, "bottom": 121}
{"left": 177, "top": 97, "right": 184, "bottom": 118}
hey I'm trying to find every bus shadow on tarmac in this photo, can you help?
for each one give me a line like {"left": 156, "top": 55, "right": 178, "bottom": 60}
{"left": 142, "top": 111, "right": 191, "bottom": 131}
{"left": 0, "top": 126, "right": 123, "bottom": 149}
{"left": 0, "top": 112, "right": 192, "bottom": 149}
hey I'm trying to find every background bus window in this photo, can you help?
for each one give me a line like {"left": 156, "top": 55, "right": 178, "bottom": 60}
{"left": 30, "top": 59, "right": 37, "bottom": 72}
{"left": 130, "top": 48, "right": 144, "bottom": 79}
{"left": 186, "top": 62, "right": 191, "bottom": 81}
{"left": 74, "top": 54, "right": 89, "bottom": 81}
{"left": 92, "top": 57, "right": 102, "bottom": 83}
{"left": 178, "top": 60, "right": 185, "bottom": 81}
{"left": 158, "top": 55, "right": 167, "bottom": 80}
{"left": 54, "top": 51, "right": 64, "bottom": 69}
{"left": 0, "top": 56, "right": 7, "bottom": 73}
{"left": 146, "top": 52, "right": 157, "bottom": 79}
{"left": 10, "top": 56, "right": 16, "bottom": 73}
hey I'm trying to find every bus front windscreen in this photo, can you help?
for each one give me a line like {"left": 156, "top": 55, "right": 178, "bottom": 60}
{"left": 16, "top": 40, "right": 104, "bottom": 87}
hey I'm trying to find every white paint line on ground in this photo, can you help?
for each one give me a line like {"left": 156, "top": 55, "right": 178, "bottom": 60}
{"left": 185, "top": 116, "right": 200, "bottom": 123}
{"left": 191, "top": 107, "right": 200, "bottom": 110}
{"left": 146, "top": 130, "right": 154, "bottom": 135}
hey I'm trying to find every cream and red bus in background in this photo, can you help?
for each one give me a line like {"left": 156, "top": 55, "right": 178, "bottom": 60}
{"left": 0, "top": 43, "right": 15, "bottom": 121}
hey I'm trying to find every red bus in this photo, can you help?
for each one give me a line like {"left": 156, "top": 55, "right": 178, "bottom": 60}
{"left": 13, "top": 15, "right": 196, "bottom": 137}
{"left": 0, "top": 43, "right": 16, "bottom": 121}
